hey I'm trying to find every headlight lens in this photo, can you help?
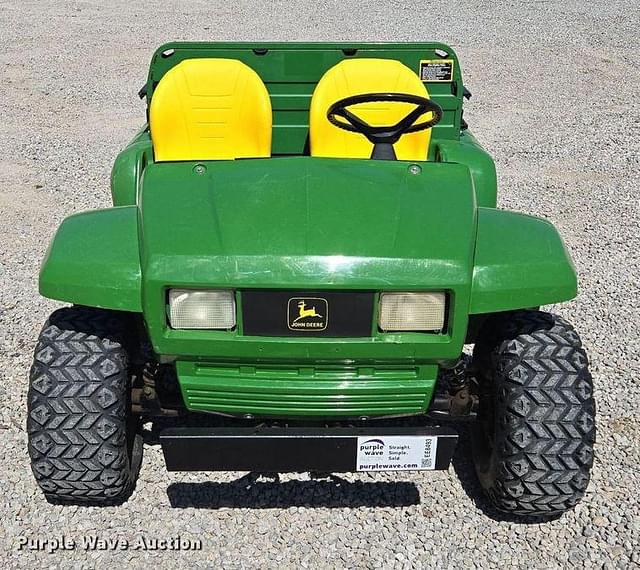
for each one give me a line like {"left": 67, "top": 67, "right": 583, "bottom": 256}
{"left": 378, "top": 292, "right": 446, "bottom": 332}
{"left": 168, "top": 289, "right": 236, "bottom": 330}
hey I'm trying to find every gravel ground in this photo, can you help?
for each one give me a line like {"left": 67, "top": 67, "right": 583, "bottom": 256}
{"left": 1, "top": 0, "right": 639, "bottom": 568}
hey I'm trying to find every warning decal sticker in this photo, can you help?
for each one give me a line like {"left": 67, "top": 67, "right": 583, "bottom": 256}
{"left": 419, "top": 59, "right": 454, "bottom": 82}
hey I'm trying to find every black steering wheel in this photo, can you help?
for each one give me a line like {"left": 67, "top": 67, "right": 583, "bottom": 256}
{"left": 327, "top": 93, "right": 443, "bottom": 160}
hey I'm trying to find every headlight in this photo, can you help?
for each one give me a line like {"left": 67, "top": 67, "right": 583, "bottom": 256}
{"left": 378, "top": 292, "right": 446, "bottom": 332}
{"left": 168, "top": 289, "right": 236, "bottom": 330}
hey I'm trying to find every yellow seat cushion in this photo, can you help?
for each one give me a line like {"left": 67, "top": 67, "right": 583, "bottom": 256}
{"left": 150, "top": 58, "right": 272, "bottom": 161}
{"left": 310, "top": 59, "right": 433, "bottom": 161}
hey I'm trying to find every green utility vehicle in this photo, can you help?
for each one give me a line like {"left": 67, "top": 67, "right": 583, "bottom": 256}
{"left": 27, "top": 42, "right": 595, "bottom": 518}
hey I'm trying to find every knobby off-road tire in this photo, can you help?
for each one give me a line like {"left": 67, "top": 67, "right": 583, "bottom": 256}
{"left": 472, "top": 310, "right": 595, "bottom": 518}
{"left": 27, "top": 307, "right": 143, "bottom": 505}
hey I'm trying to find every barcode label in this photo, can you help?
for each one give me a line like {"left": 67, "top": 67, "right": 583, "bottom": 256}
{"left": 421, "top": 437, "right": 437, "bottom": 468}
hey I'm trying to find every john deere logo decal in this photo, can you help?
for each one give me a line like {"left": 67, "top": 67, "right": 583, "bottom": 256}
{"left": 287, "top": 297, "right": 328, "bottom": 331}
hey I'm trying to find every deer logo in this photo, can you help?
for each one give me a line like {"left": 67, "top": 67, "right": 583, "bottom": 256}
{"left": 287, "top": 297, "right": 328, "bottom": 331}
{"left": 294, "top": 300, "right": 323, "bottom": 323}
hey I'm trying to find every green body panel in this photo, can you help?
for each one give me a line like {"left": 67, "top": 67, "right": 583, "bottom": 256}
{"left": 39, "top": 207, "right": 142, "bottom": 312}
{"left": 140, "top": 158, "right": 476, "bottom": 371}
{"left": 469, "top": 209, "right": 577, "bottom": 314}
{"left": 110, "top": 130, "right": 152, "bottom": 207}
{"left": 177, "top": 361, "right": 438, "bottom": 417}
{"left": 436, "top": 130, "right": 498, "bottom": 208}
{"left": 38, "top": 41, "right": 579, "bottom": 418}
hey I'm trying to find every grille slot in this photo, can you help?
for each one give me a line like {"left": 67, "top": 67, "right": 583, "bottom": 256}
{"left": 177, "top": 362, "right": 437, "bottom": 417}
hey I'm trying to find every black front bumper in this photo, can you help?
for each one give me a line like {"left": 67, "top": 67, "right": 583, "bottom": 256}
{"left": 160, "top": 426, "right": 458, "bottom": 472}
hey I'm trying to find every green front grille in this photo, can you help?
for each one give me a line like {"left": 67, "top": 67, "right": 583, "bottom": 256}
{"left": 176, "top": 361, "right": 438, "bottom": 417}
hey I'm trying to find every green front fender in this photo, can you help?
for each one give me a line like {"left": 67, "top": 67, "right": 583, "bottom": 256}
{"left": 39, "top": 206, "right": 142, "bottom": 312}
{"left": 470, "top": 208, "right": 577, "bottom": 314}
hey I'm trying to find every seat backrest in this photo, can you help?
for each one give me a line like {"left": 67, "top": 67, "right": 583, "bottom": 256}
{"left": 309, "top": 59, "right": 433, "bottom": 161}
{"left": 150, "top": 58, "right": 272, "bottom": 161}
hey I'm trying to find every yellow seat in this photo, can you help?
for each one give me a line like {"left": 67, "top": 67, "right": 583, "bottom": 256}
{"left": 150, "top": 58, "right": 272, "bottom": 161}
{"left": 310, "top": 59, "right": 434, "bottom": 161}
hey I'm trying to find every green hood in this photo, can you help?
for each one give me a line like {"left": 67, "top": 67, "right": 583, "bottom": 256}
{"left": 139, "top": 157, "right": 477, "bottom": 290}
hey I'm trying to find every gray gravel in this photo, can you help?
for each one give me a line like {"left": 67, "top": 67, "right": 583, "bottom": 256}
{"left": 1, "top": 0, "right": 639, "bottom": 568}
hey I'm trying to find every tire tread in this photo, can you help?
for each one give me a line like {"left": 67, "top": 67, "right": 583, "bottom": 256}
{"left": 473, "top": 310, "right": 595, "bottom": 517}
{"left": 27, "top": 307, "right": 140, "bottom": 505}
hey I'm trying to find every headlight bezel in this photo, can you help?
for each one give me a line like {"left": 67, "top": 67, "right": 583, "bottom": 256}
{"left": 166, "top": 288, "right": 447, "bottom": 334}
